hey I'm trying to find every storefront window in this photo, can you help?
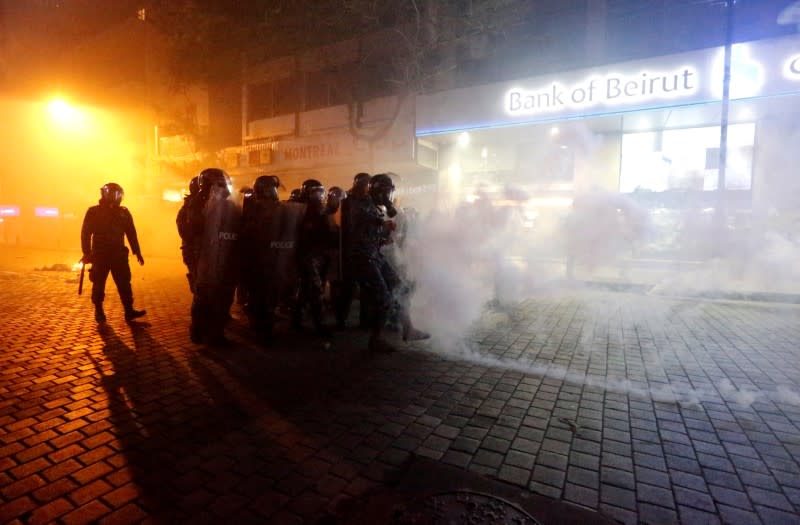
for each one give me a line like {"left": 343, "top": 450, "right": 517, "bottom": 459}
{"left": 620, "top": 123, "right": 754, "bottom": 193}
{"left": 516, "top": 141, "right": 574, "bottom": 183}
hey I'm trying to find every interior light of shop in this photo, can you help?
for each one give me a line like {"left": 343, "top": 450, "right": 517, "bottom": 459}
{"left": 560, "top": 145, "right": 568, "bottom": 149}
{"left": 481, "top": 147, "right": 488, "bottom": 158}
{"left": 35, "top": 207, "right": 59, "bottom": 217}
{"left": 550, "top": 127, "right": 559, "bottom": 136}
{"left": 457, "top": 132, "right": 471, "bottom": 148}
{"left": 162, "top": 189, "right": 183, "bottom": 203}
{"left": 0, "top": 205, "right": 20, "bottom": 216}
{"left": 447, "top": 162, "right": 463, "bottom": 185}
{"left": 527, "top": 197, "right": 574, "bottom": 207}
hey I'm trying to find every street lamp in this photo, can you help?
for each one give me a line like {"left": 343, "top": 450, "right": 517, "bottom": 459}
{"left": 47, "top": 98, "right": 86, "bottom": 129}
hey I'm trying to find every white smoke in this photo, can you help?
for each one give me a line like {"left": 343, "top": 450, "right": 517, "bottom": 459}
{"left": 397, "top": 185, "right": 651, "bottom": 347}
{"left": 418, "top": 341, "right": 800, "bottom": 409}
{"left": 399, "top": 194, "right": 509, "bottom": 347}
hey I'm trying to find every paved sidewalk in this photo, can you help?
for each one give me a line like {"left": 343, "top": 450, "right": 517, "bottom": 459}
{"left": 1, "top": 252, "right": 799, "bottom": 524}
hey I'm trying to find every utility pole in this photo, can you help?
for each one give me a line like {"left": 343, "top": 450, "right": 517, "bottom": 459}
{"left": 714, "top": 0, "right": 735, "bottom": 257}
{"left": 138, "top": 6, "right": 155, "bottom": 197}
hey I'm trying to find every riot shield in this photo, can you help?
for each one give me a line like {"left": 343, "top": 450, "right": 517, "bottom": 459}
{"left": 259, "top": 201, "right": 306, "bottom": 310}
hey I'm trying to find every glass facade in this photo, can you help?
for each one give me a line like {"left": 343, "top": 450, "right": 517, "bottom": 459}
{"left": 414, "top": 35, "right": 800, "bottom": 286}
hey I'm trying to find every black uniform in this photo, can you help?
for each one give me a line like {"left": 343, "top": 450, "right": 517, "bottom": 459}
{"left": 81, "top": 202, "right": 142, "bottom": 314}
{"left": 176, "top": 192, "right": 203, "bottom": 292}
{"left": 190, "top": 195, "right": 242, "bottom": 345}
{"left": 241, "top": 196, "right": 281, "bottom": 335}
{"left": 334, "top": 192, "right": 372, "bottom": 328}
{"left": 348, "top": 194, "right": 401, "bottom": 329}
{"left": 294, "top": 203, "right": 336, "bottom": 334}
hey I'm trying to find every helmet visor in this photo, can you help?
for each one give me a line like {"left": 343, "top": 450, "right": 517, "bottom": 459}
{"left": 308, "top": 186, "right": 326, "bottom": 203}
{"left": 102, "top": 185, "right": 124, "bottom": 205}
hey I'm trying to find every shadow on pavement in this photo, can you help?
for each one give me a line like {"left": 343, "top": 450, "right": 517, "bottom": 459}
{"left": 87, "top": 310, "right": 616, "bottom": 524}
{"left": 90, "top": 322, "right": 300, "bottom": 521}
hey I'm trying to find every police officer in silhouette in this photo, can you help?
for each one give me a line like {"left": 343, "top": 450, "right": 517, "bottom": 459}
{"left": 189, "top": 168, "right": 242, "bottom": 346}
{"left": 333, "top": 172, "right": 371, "bottom": 328}
{"left": 176, "top": 176, "right": 201, "bottom": 293}
{"left": 348, "top": 173, "right": 429, "bottom": 352}
{"left": 241, "top": 174, "right": 282, "bottom": 341}
{"left": 81, "top": 182, "right": 146, "bottom": 323}
{"left": 294, "top": 179, "right": 336, "bottom": 337}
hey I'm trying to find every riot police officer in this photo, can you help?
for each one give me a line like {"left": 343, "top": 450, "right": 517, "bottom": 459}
{"left": 333, "top": 172, "right": 371, "bottom": 328}
{"left": 176, "top": 176, "right": 201, "bottom": 292}
{"left": 294, "top": 178, "right": 336, "bottom": 336}
{"left": 241, "top": 175, "right": 282, "bottom": 340}
{"left": 189, "top": 168, "right": 242, "bottom": 346}
{"left": 80, "top": 182, "right": 146, "bottom": 323}
{"left": 348, "top": 173, "right": 429, "bottom": 352}
{"left": 288, "top": 188, "right": 303, "bottom": 202}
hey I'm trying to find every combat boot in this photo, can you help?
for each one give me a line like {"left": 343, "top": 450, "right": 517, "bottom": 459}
{"left": 94, "top": 304, "right": 106, "bottom": 323}
{"left": 124, "top": 307, "right": 146, "bottom": 322}
{"left": 401, "top": 316, "right": 430, "bottom": 342}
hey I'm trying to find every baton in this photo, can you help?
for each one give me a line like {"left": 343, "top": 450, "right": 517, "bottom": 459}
{"left": 78, "top": 261, "right": 85, "bottom": 295}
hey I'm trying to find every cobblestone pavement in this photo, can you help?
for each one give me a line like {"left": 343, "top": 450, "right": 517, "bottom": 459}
{"left": 1, "top": 250, "right": 800, "bottom": 524}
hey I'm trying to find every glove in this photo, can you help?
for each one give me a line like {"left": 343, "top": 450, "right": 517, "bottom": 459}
{"left": 136, "top": 254, "right": 145, "bottom": 266}
{"left": 81, "top": 253, "right": 92, "bottom": 264}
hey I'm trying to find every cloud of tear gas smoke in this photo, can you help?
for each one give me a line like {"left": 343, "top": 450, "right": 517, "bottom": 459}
{"left": 390, "top": 114, "right": 800, "bottom": 410}
{"left": 396, "top": 114, "right": 800, "bottom": 352}
{"left": 397, "top": 193, "right": 511, "bottom": 347}
{"left": 646, "top": 119, "right": 800, "bottom": 297}
{"left": 423, "top": 341, "right": 800, "bottom": 409}
{"left": 396, "top": 184, "right": 653, "bottom": 349}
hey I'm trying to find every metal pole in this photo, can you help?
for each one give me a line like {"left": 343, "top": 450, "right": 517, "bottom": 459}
{"left": 714, "top": 0, "right": 735, "bottom": 257}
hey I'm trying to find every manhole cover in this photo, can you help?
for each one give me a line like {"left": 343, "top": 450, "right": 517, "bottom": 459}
{"left": 390, "top": 490, "right": 542, "bottom": 525}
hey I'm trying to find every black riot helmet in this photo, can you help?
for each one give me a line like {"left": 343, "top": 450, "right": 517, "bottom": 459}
{"left": 187, "top": 176, "right": 200, "bottom": 196}
{"left": 369, "top": 173, "right": 397, "bottom": 217}
{"left": 325, "top": 186, "right": 346, "bottom": 214}
{"left": 369, "top": 173, "right": 395, "bottom": 204}
{"left": 300, "top": 179, "right": 325, "bottom": 203}
{"left": 100, "top": 182, "right": 124, "bottom": 206}
{"left": 289, "top": 188, "right": 302, "bottom": 202}
{"left": 254, "top": 175, "right": 280, "bottom": 202}
{"left": 351, "top": 172, "right": 371, "bottom": 197}
{"left": 198, "top": 168, "right": 231, "bottom": 199}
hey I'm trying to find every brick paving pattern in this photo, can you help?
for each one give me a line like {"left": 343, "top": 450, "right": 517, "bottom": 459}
{"left": 1, "top": 254, "right": 799, "bottom": 524}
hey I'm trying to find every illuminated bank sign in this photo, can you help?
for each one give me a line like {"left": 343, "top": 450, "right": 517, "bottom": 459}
{"left": 784, "top": 53, "right": 800, "bottom": 78}
{"left": 506, "top": 68, "right": 697, "bottom": 116}
{"left": 416, "top": 34, "right": 800, "bottom": 136}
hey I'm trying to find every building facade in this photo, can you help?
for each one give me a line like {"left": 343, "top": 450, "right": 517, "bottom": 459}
{"left": 414, "top": 30, "right": 800, "bottom": 288}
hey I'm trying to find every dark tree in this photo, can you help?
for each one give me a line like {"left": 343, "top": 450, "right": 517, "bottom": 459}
{"left": 145, "top": 0, "right": 534, "bottom": 143}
